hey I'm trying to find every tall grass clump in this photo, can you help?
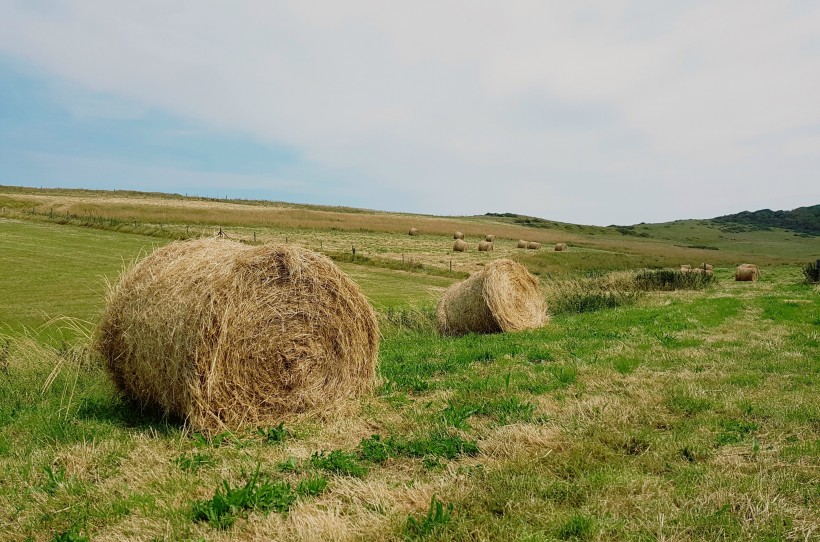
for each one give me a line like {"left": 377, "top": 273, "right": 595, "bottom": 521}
{"left": 544, "top": 272, "right": 643, "bottom": 315}
{"left": 634, "top": 269, "right": 716, "bottom": 291}
{"left": 379, "top": 305, "right": 437, "bottom": 334}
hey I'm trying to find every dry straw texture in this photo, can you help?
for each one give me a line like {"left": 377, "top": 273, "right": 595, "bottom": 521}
{"left": 478, "top": 241, "right": 494, "bottom": 252}
{"left": 555, "top": 243, "right": 568, "bottom": 251}
{"left": 517, "top": 240, "right": 528, "bottom": 249}
{"left": 735, "top": 264, "right": 760, "bottom": 282}
{"left": 96, "top": 238, "right": 379, "bottom": 433}
{"left": 408, "top": 228, "right": 420, "bottom": 236}
{"left": 485, "top": 234, "right": 496, "bottom": 242}
{"left": 527, "top": 241, "right": 541, "bottom": 250}
{"left": 453, "top": 231, "right": 464, "bottom": 240}
{"left": 453, "top": 239, "right": 468, "bottom": 252}
{"left": 436, "top": 258, "right": 547, "bottom": 336}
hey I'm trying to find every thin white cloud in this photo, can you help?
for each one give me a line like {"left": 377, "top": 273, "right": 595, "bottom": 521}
{"left": 1, "top": 1, "right": 818, "bottom": 224}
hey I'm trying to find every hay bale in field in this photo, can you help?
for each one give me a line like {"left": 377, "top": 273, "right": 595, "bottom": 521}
{"left": 735, "top": 264, "right": 759, "bottom": 282}
{"left": 527, "top": 241, "right": 541, "bottom": 250}
{"left": 555, "top": 243, "right": 567, "bottom": 252}
{"left": 517, "top": 240, "right": 528, "bottom": 249}
{"left": 436, "top": 259, "right": 546, "bottom": 336}
{"left": 96, "top": 238, "right": 379, "bottom": 433}
{"left": 700, "top": 263, "right": 714, "bottom": 271}
{"left": 408, "top": 228, "right": 420, "bottom": 236}
{"left": 453, "top": 239, "right": 468, "bottom": 252}
{"left": 485, "top": 235, "right": 495, "bottom": 242}
{"left": 453, "top": 231, "right": 464, "bottom": 240}
{"left": 680, "top": 264, "right": 692, "bottom": 270}
{"left": 478, "top": 241, "right": 493, "bottom": 252}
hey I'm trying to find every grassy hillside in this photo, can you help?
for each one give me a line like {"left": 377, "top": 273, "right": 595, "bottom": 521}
{"left": 1, "top": 187, "right": 819, "bottom": 541}
{"left": 711, "top": 204, "right": 820, "bottom": 236}
{"left": 2, "top": 186, "right": 818, "bottom": 275}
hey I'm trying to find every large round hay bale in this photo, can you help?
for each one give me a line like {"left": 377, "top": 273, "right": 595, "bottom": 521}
{"left": 96, "top": 239, "right": 379, "bottom": 432}
{"left": 517, "top": 240, "right": 528, "bottom": 249}
{"left": 453, "top": 231, "right": 464, "bottom": 240}
{"left": 527, "top": 241, "right": 541, "bottom": 250}
{"left": 735, "top": 264, "right": 759, "bottom": 281}
{"left": 436, "top": 259, "right": 546, "bottom": 336}
{"left": 555, "top": 243, "right": 567, "bottom": 252}
{"left": 478, "top": 240, "right": 493, "bottom": 252}
{"left": 453, "top": 239, "right": 468, "bottom": 252}
{"left": 485, "top": 235, "right": 495, "bottom": 242}
{"left": 408, "top": 228, "right": 420, "bottom": 236}
{"left": 680, "top": 264, "right": 692, "bottom": 270}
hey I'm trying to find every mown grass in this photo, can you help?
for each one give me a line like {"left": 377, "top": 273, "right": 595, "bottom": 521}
{"left": 1, "top": 204, "right": 819, "bottom": 540}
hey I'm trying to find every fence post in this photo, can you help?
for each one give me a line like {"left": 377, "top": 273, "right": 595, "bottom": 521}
{"left": 450, "top": 260, "right": 452, "bottom": 272}
{"left": 253, "top": 231, "right": 256, "bottom": 242}
{"left": 352, "top": 246, "right": 356, "bottom": 261}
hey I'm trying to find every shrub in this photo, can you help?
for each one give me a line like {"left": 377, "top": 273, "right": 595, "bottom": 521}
{"left": 802, "top": 262, "right": 820, "bottom": 284}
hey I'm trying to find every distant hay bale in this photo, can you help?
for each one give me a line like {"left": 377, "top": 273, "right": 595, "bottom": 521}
{"left": 453, "top": 231, "right": 464, "bottom": 240}
{"left": 700, "top": 263, "right": 714, "bottom": 271}
{"left": 478, "top": 241, "right": 494, "bottom": 252}
{"left": 485, "top": 235, "right": 495, "bottom": 242}
{"left": 408, "top": 228, "right": 420, "bottom": 236}
{"left": 555, "top": 243, "right": 567, "bottom": 252}
{"left": 96, "top": 239, "right": 379, "bottom": 433}
{"left": 735, "top": 264, "right": 759, "bottom": 282}
{"left": 527, "top": 242, "right": 541, "bottom": 250}
{"left": 453, "top": 239, "right": 468, "bottom": 252}
{"left": 517, "top": 240, "right": 528, "bottom": 249}
{"left": 680, "top": 264, "right": 692, "bottom": 270}
{"left": 436, "top": 259, "right": 547, "bottom": 336}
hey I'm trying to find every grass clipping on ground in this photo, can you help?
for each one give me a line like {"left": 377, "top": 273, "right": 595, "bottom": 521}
{"left": 96, "top": 238, "right": 379, "bottom": 433}
{"left": 436, "top": 258, "right": 547, "bottom": 336}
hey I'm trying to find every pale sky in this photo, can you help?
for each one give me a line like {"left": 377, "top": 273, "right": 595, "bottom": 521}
{"left": 1, "top": 1, "right": 819, "bottom": 225}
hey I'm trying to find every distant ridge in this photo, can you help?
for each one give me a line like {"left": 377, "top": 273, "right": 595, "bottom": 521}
{"left": 711, "top": 205, "right": 820, "bottom": 236}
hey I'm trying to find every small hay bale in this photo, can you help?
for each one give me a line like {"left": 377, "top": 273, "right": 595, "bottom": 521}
{"left": 485, "top": 235, "right": 495, "bottom": 242}
{"left": 555, "top": 243, "right": 567, "bottom": 252}
{"left": 454, "top": 231, "right": 464, "bottom": 240}
{"left": 96, "top": 239, "right": 379, "bottom": 433}
{"left": 735, "top": 264, "right": 759, "bottom": 282}
{"left": 408, "top": 228, "right": 420, "bottom": 236}
{"left": 700, "top": 263, "right": 714, "bottom": 271}
{"left": 453, "top": 239, "right": 468, "bottom": 252}
{"left": 517, "top": 240, "right": 528, "bottom": 249}
{"left": 436, "top": 259, "right": 546, "bottom": 336}
{"left": 478, "top": 241, "right": 494, "bottom": 252}
{"left": 527, "top": 241, "right": 541, "bottom": 250}
{"left": 680, "top": 264, "right": 692, "bottom": 270}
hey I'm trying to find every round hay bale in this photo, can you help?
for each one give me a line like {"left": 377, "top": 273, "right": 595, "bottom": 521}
{"left": 485, "top": 235, "right": 495, "bottom": 242}
{"left": 408, "top": 228, "right": 420, "bottom": 236}
{"left": 735, "top": 264, "right": 759, "bottom": 281}
{"left": 96, "top": 239, "right": 379, "bottom": 432}
{"left": 700, "top": 263, "right": 714, "bottom": 271}
{"left": 453, "top": 239, "right": 468, "bottom": 252}
{"left": 436, "top": 259, "right": 546, "bottom": 336}
{"left": 517, "top": 240, "right": 528, "bottom": 249}
{"left": 527, "top": 241, "right": 541, "bottom": 250}
{"left": 680, "top": 264, "right": 692, "bottom": 270}
{"left": 453, "top": 231, "right": 464, "bottom": 240}
{"left": 478, "top": 240, "right": 494, "bottom": 252}
{"left": 555, "top": 243, "right": 567, "bottom": 252}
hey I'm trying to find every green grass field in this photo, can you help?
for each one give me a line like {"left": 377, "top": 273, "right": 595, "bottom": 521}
{"left": 1, "top": 190, "right": 819, "bottom": 541}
